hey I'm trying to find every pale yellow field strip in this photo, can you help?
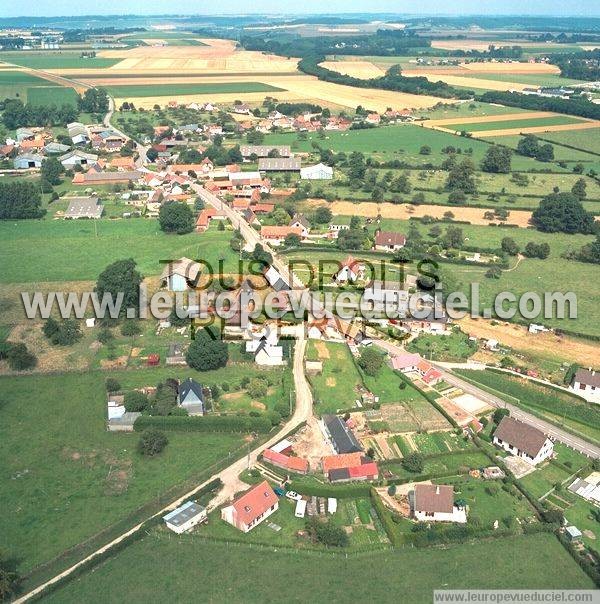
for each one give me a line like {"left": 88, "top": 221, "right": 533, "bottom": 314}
{"left": 425, "top": 111, "right": 561, "bottom": 126}
{"left": 319, "top": 60, "right": 386, "bottom": 79}
{"left": 459, "top": 62, "right": 560, "bottom": 74}
{"left": 310, "top": 200, "right": 534, "bottom": 227}
{"left": 475, "top": 121, "right": 600, "bottom": 137}
{"left": 403, "top": 72, "right": 533, "bottom": 91}
{"left": 76, "top": 74, "right": 309, "bottom": 87}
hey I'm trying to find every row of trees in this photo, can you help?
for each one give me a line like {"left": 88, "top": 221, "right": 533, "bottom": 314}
{"left": 1, "top": 99, "right": 78, "bottom": 129}
{"left": 0, "top": 181, "right": 44, "bottom": 219}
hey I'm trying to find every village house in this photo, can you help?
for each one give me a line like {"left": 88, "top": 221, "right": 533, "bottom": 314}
{"left": 262, "top": 449, "right": 309, "bottom": 474}
{"left": 391, "top": 353, "right": 422, "bottom": 373}
{"left": 322, "top": 414, "right": 362, "bottom": 454}
{"left": 289, "top": 213, "right": 311, "bottom": 237}
{"left": 109, "top": 156, "right": 136, "bottom": 171}
{"left": 163, "top": 501, "right": 207, "bottom": 534}
{"left": 412, "top": 484, "right": 467, "bottom": 523}
{"left": 260, "top": 225, "right": 304, "bottom": 246}
{"left": 570, "top": 367, "right": 600, "bottom": 403}
{"left": 332, "top": 255, "right": 366, "bottom": 284}
{"left": 322, "top": 452, "right": 378, "bottom": 483}
{"left": 64, "top": 196, "right": 104, "bottom": 219}
{"left": 493, "top": 416, "right": 554, "bottom": 465}
{"left": 161, "top": 257, "right": 202, "bottom": 291}
{"left": 177, "top": 378, "right": 205, "bottom": 415}
{"left": 246, "top": 327, "right": 285, "bottom": 366}
{"left": 374, "top": 230, "right": 407, "bottom": 252}
{"left": 221, "top": 480, "right": 279, "bottom": 532}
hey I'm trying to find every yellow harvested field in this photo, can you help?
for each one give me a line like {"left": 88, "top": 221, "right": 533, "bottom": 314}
{"left": 309, "top": 200, "right": 534, "bottom": 228}
{"left": 94, "top": 39, "right": 299, "bottom": 74}
{"left": 77, "top": 74, "right": 306, "bottom": 87}
{"left": 425, "top": 112, "right": 558, "bottom": 126}
{"left": 431, "top": 40, "right": 508, "bottom": 51}
{"left": 460, "top": 62, "right": 560, "bottom": 74}
{"left": 319, "top": 60, "right": 386, "bottom": 79}
{"left": 475, "top": 121, "right": 600, "bottom": 138}
{"left": 403, "top": 72, "right": 532, "bottom": 91}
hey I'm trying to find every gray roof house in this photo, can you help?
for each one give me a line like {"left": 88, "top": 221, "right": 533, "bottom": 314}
{"left": 59, "top": 149, "right": 98, "bottom": 167}
{"left": 323, "top": 414, "right": 362, "bottom": 454}
{"left": 64, "top": 197, "right": 104, "bottom": 219}
{"left": 44, "top": 142, "right": 71, "bottom": 154}
{"left": 178, "top": 378, "right": 205, "bottom": 415}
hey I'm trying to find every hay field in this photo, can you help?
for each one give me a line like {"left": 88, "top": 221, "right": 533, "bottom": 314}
{"left": 310, "top": 200, "right": 534, "bottom": 227}
{"left": 403, "top": 72, "right": 532, "bottom": 91}
{"left": 460, "top": 62, "right": 560, "bottom": 74}
{"left": 319, "top": 60, "right": 386, "bottom": 79}
{"left": 426, "top": 111, "right": 562, "bottom": 126}
{"left": 474, "top": 121, "right": 600, "bottom": 137}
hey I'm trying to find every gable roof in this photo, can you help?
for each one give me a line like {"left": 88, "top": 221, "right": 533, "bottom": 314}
{"left": 64, "top": 197, "right": 103, "bottom": 219}
{"left": 414, "top": 484, "right": 454, "bottom": 514}
{"left": 290, "top": 213, "right": 310, "bottom": 229}
{"left": 240, "top": 145, "right": 291, "bottom": 158}
{"left": 261, "top": 225, "right": 303, "bottom": 239}
{"left": 160, "top": 257, "right": 201, "bottom": 283}
{"left": 258, "top": 157, "right": 301, "bottom": 171}
{"left": 323, "top": 415, "right": 362, "bottom": 454}
{"left": 375, "top": 231, "right": 406, "bottom": 247}
{"left": 574, "top": 368, "right": 600, "bottom": 388}
{"left": 494, "top": 416, "right": 549, "bottom": 458}
{"left": 322, "top": 452, "right": 363, "bottom": 474}
{"left": 179, "top": 378, "right": 204, "bottom": 404}
{"left": 230, "top": 480, "right": 278, "bottom": 527}
{"left": 391, "top": 353, "right": 422, "bottom": 370}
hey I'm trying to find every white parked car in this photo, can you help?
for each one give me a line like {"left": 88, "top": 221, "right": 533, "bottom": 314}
{"left": 285, "top": 491, "right": 302, "bottom": 501}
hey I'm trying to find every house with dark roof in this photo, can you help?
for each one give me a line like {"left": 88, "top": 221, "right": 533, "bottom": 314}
{"left": 177, "top": 378, "right": 205, "bottom": 415}
{"left": 493, "top": 416, "right": 553, "bottom": 465}
{"left": 570, "top": 368, "right": 600, "bottom": 403}
{"left": 322, "top": 415, "right": 362, "bottom": 454}
{"left": 289, "top": 213, "right": 311, "bottom": 237}
{"left": 221, "top": 480, "right": 279, "bottom": 532}
{"left": 412, "top": 484, "right": 466, "bottom": 523}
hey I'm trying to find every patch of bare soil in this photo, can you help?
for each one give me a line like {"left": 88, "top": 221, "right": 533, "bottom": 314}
{"left": 314, "top": 340, "right": 330, "bottom": 359}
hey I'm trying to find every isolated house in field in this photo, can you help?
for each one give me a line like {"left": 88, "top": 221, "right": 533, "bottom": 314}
{"left": 59, "top": 149, "right": 98, "bottom": 168}
{"left": 160, "top": 257, "right": 201, "bottom": 291}
{"left": 64, "top": 196, "right": 104, "bottom": 219}
{"left": 374, "top": 230, "right": 406, "bottom": 252}
{"left": 220, "top": 480, "right": 279, "bottom": 532}
{"left": 570, "top": 368, "right": 600, "bottom": 403}
{"left": 300, "top": 162, "right": 333, "bottom": 180}
{"left": 412, "top": 484, "right": 466, "bottom": 523}
{"left": 177, "top": 378, "right": 205, "bottom": 416}
{"left": 322, "top": 415, "right": 362, "bottom": 454}
{"left": 333, "top": 255, "right": 366, "bottom": 284}
{"left": 163, "top": 501, "right": 207, "bottom": 534}
{"left": 493, "top": 416, "right": 553, "bottom": 465}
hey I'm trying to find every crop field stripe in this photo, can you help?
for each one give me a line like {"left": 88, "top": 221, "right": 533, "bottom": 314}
{"left": 26, "top": 86, "right": 79, "bottom": 107}
{"left": 105, "top": 82, "right": 286, "bottom": 97}
{"left": 440, "top": 116, "right": 587, "bottom": 133}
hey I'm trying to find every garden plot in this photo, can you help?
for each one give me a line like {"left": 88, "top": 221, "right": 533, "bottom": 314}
{"left": 450, "top": 392, "right": 492, "bottom": 415}
{"left": 434, "top": 395, "right": 475, "bottom": 427}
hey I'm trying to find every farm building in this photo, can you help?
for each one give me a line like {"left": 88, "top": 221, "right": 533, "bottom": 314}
{"left": 163, "top": 501, "right": 207, "bottom": 534}
{"left": 14, "top": 153, "right": 44, "bottom": 169}
{"left": 322, "top": 415, "right": 362, "bottom": 454}
{"left": 44, "top": 142, "right": 70, "bottom": 154}
{"left": 493, "top": 416, "right": 554, "bottom": 466}
{"left": 300, "top": 163, "right": 334, "bottom": 180}
{"left": 260, "top": 225, "right": 304, "bottom": 246}
{"left": 72, "top": 171, "right": 142, "bottom": 185}
{"left": 67, "top": 122, "right": 89, "bottom": 146}
{"left": 570, "top": 368, "right": 600, "bottom": 404}
{"left": 240, "top": 145, "right": 291, "bottom": 158}
{"left": 177, "top": 378, "right": 205, "bottom": 415}
{"left": 322, "top": 452, "right": 378, "bottom": 483}
{"left": 258, "top": 157, "right": 301, "bottom": 172}
{"left": 220, "top": 480, "right": 279, "bottom": 532}
{"left": 64, "top": 197, "right": 104, "bottom": 219}
{"left": 262, "top": 448, "right": 309, "bottom": 474}
{"left": 59, "top": 149, "right": 98, "bottom": 168}
{"left": 160, "top": 257, "right": 202, "bottom": 291}
{"left": 412, "top": 484, "right": 467, "bottom": 523}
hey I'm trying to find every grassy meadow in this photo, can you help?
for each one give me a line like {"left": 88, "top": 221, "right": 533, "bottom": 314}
{"left": 108, "top": 82, "right": 285, "bottom": 98}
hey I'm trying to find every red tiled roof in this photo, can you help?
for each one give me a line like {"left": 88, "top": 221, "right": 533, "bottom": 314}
{"left": 196, "top": 207, "right": 217, "bottom": 228}
{"left": 422, "top": 368, "right": 442, "bottom": 384}
{"left": 231, "top": 480, "right": 278, "bottom": 527}
{"left": 375, "top": 231, "right": 406, "bottom": 247}
{"left": 260, "top": 226, "right": 303, "bottom": 239}
{"left": 322, "top": 452, "right": 363, "bottom": 474}
{"left": 348, "top": 462, "right": 378, "bottom": 479}
{"left": 251, "top": 203, "right": 274, "bottom": 214}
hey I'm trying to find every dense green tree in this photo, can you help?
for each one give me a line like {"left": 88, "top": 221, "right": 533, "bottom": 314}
{"left": 357, "top": 347, "right": 384, "bottom": 376}
{"left": 0, "top": 552, "right": 20, "bottom": 601}
{"left": 446, "top": 159, "right": 476, "bottom": 194}
{"left": 0, "top": 181, "right": 43, "bottom": 219}
{"left": 137, "top": 429, "right": 168, "bottom": 456}
{"left": 78, "top": 87, "right": 109, "bottom": 113}
{"left": 531, "top": 192, "right": 596, "bottom": 234}
{"left": 577, "top": 234, "right": 600, "bottom": 264}
{"left": 571, "top": 178, "right": 587, "bottom": 200}
{"left": 501, "top": 237, "right": 520, "bottom": 256}
{"left": 402, "top": 452, "right": 424, "bottom": 473}
{"left": 159, "top": 201, "right": 195, "bottom": 234}
{"left": 124, "top": 390, "right": 149, "bottom": 412}
{"left": 480, "top": 145, "right": 512, "bottom": 173}
{"left": 6, "top": 343, "right": 36, "bottom": 371}
{"left": 95, "top": 259, "right": 143, "bottom": 318}
{"left": 40, "top": 156, "right": 63, "bottom": 185}
{"left": 186, "top": 327, "right": 229, "bottom": 371}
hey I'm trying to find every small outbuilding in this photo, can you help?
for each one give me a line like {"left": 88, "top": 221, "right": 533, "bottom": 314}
{"left": 163, "top": 501, "right": 207, "bottom": 534}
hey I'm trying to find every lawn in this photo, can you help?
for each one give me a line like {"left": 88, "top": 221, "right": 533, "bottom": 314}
{"left": 0, "top": 220, "right": 240, "bottom": 283}
{"left": 0, "top": 70, "right": 51, "bottom": 85}
{"left": 384, "top": 451, "right": 490, "bottom": 481}
{"left": 0, "top": 371, "right": 244, "bottom": 572}
{"left": 26, "top": 86, "right": 79, "bottom": 107}
{"left": 520, "top": 462, "right": 573, "bottom": 499}
{"left": 442, "top": 115, "right": 585, "bottom": 133}
{"left": 541, "top": 128, "right": 600, "bottom": 155}
{"left": 456, "top": 370, "right": 600, "bottom": 445}
{"left": 363, "top": 362, "right": 427, "bottom": 405}
{"left": 306, "top": 340, "right": 362, "bottom": 414}
{"left": 0, "top": 54, "right": 121, "bottom": 69}
{"left": 264, "top": 123, "right": 543, "bottom": 170}
{"left": 108, "top": 82, "right": 285, "bottom": 98}
{"left": 407, "top": 328, "right": 477, "bottom": 362}
{"left": 43, "top": 531, "right": 593, "bottom": 602}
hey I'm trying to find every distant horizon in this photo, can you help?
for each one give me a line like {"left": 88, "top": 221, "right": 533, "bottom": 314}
{"left": 1, "top": 0, "right": 599, "bottom": 20}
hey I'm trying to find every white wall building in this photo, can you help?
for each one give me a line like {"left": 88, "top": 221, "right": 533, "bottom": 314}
{"left": 493, "top": 416, "right": 554, "bottom": 465}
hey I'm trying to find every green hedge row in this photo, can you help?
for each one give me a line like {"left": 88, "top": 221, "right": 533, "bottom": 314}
{"left": 369, "top": 487, "right": 401, "bottom": 546}
{"left": 134, "top": 414, "right": 274, "bottom": 434}
{"left": 288, "top": 479, "right": 371, "bottom": 499}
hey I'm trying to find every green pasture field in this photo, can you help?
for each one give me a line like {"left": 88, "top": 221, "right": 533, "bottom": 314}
{"left": 0, "top": 70, "right": 51, "bottom": 85}
{"left": 42, "top": 532, "right": 593, "bottom": 602}
{"left": 409, "top": 431, "right": 474, "bottom": 454}
{"left": 0, "top": 221, "right": 240, "bottom": 283}
{"left": 442, "top": 115, "right": 585, "bottom": 133}
{"left": 362, "top": 361, "right": 427, "bottom": 405}
{"left": 420, "top": 101, "right": 528, "bottom": 120}
{"left": 456, "top": 370, "right": 600, "bottom": 444}
{"left": 0, "top": 371, "right": 244, "bottom": 572}
{"left": 264, "top": 124, "right": 549, "bottom": 170}
{"left": 26, "top": 86, "right": 79, "bottom": 107}
{"left": 0, "top": 53, "right": 121, "bottom": 70}
{"left": 540, "top": 128, "right": 600, "bottom": 155}
{"left": 108, "top": 82, "right": 284, "bottom": 98}
{"left": 457, "top": 72, "right": 585, "bottom": 88}
{"left": 407, "top": 328, "right": 477, "bottom": 362}
{"left": 306, "top": 340, "right": 362, "bottom": 414}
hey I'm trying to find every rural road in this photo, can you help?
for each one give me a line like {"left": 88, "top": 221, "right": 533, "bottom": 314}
{"left": 375, "top": 338, "right": 600, "bottom": 459}
{"left": 14, "top": 337, "right": 313, "bottom": 604}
